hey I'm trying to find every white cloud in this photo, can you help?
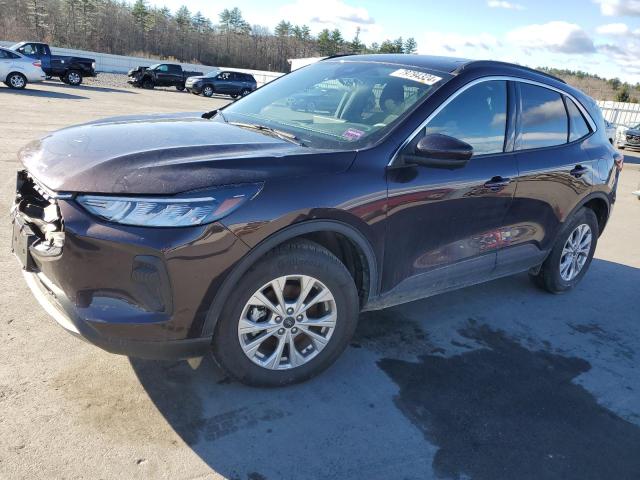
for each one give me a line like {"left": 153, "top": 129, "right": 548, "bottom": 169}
{"left": 596, "top": 0, "right": 640, "bottom": 16}
{"left": 418, "top": 32, "right": 500, "bottom": 57}
{"left": 596, "top": 22, "right": 631, "bottom": 34}
{"left": 506, "top": 21, "right": 596, "bottom": 54}
{"left": 487, "top": 0, "right": 525, "bottom": 10}
{"left": 276, "top": 0, "right": 382, "bottom": 41}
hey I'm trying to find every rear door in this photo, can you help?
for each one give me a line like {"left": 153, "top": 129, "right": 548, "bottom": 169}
{"left": 383, "top": 79, "right": 519, "bottom": 297}
{"left": 497, "top": 81, "right": 594, "bottom": 274}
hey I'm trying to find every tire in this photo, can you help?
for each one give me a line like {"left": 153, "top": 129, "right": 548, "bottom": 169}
{"left": 212, "top": 240, "right": 359, "bottom": 387}
{"left": 202, "top": 85, "right": 214, "bottom": 97}
{"left": 240, "top": 88, "right": 251, "bottom": 97}
{"left": 306, "top": 101, "right": 316, "bottom": 113}
{"left": 230, "top": 93, "right": 238, "bottom": 99}
{"left": 619, "top": 146, "right": 625, "bottom": 150}
{"left": 176, "top": 84, "right": 185, "bottom": 91}
{"left": 6, "top": 72, "right": 27, "bottom": 89}
{"left": 64, "top": 70, "right": 82, "bottom": 86}
{"left": 529, "top": 207, "right": 599, "bottom": 294}
{"left": 142, "top": 78, "right": 154, "bottom": 89}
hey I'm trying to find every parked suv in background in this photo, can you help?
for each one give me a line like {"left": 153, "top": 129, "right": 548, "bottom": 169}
{"left": 186, "top": 70, "right": 257, "bottom": 98}
{"left": 0, "top": 47, "right": 45, "bottom": 89}
{"left": 11, "top": 55, "right": 621, "bottom": 386}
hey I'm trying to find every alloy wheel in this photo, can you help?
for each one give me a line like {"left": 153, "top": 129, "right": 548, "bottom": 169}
{"left": 237, "top": 275, "right": 337, "bottom": 370}
{"left": 9, "top": 74, "right": 25, "bottom": 88}
{"left": 68, "top": 72, "right": 81, "bottom": 85}
{"left": 559, "top": 223, "right": 592, "bottom": 281}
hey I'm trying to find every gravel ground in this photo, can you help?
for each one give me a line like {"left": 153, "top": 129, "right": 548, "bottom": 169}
{"left": 0, "top": 80, "right": 639, "bottom": 480}
{"left": 83, "top": 72, "right": 132, "bottom": 89}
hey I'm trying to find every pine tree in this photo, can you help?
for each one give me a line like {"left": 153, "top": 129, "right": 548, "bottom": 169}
{"left": 349, "top": 27, "right": 364, "bottom": 54}
{"left": 404, "top": 37, "right": 417, "bottom": 54}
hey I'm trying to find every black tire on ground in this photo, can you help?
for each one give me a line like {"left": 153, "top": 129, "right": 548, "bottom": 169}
{"left": 231, "top": 93, "right": 238, "bottom": 99}
{"left": 202, "top": 85, "right": 214, "bottom": 97}
{"left": 306, "top": 101, "right": 316, "bottom": 112}
{"left": 212, "top": 240, "right": 360, "bottom": 387}
{"left": 64, "top": 70, "right": 83, "bottom": 86}
{"left": 176, "top": 84, "right": 185, "bottom": 91}
{"left": 619, "top": 146, "right": 625, "bottom": 150}
{"left": 142, "top": 78, "right": 154, "bottom": 89}
{"left": 6, "top": 72, "right": 27, "bottom": 89}
{"left": 240, "top": 88, "right": 251, "bottom": 97}
{"left": 529, "top": 207, "right": 599, "bottom": 294}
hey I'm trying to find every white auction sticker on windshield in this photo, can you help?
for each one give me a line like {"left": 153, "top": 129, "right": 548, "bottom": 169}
{"left": 390, "top": 69, "right": 442, "bottom": 85}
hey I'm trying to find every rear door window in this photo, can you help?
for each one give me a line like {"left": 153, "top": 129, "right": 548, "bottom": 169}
{"left": 566, "top": 97, "right": 591, "bottom": 142}
{"left": 517, "top": 83, "right": 568, "bottom": 150}
{"left": 424, "top": 80, "right": 508, "bottom": 155}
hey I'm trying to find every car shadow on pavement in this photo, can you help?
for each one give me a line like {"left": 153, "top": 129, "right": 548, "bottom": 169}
{"left": 130, "top": 259, "right": 640, "bottom": 480}
{"left": 623, "top": 153, "right": 640, "bottom": 165}
{"left": 0, "top": 87, "right": 88, "bottom": 100}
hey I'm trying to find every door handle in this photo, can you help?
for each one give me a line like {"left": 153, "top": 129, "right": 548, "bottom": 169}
{"left": 570, "top": 165, "right": 589, "bottom": 178}
{"left": 484, "top": 176, "right": 512, "bottom": 190}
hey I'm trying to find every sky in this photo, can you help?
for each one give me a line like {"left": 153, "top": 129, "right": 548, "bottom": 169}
{"left": 146, "top": 0, "right": 640, "bottom": 82}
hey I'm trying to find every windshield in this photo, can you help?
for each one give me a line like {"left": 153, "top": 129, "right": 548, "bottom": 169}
{"left": 218, "top": 60, "right": 449, "bottom": 149}
{"left": 148, "top": 64, "right": 160, "bottom": 70}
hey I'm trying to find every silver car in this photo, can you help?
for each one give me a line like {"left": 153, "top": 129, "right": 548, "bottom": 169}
{"left": 0, "top": 47, "right": 46, "bottom": 89}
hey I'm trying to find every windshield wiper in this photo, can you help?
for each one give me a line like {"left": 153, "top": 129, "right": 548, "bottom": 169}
{"left": 202, "top": 109, "right": 227, "bottom": 121}
{"left": 228, "top": 121, "right": 306, "bottom": 146}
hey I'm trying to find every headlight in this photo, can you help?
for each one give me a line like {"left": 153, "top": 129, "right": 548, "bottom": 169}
{"left": 76, "top": 184, "right": 261, "bottom": 227}
{"left": 92, "top": 62, "right": 96, "bottom": 70}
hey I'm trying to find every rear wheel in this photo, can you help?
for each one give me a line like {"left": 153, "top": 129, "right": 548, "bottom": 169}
{"left": 240, "top": 88, "right": 251, "bottom": 97}
{"left": 529, "top": 207, "right": 599, "bottom": 293}
{"left": 202, "top": 85, "right": 214, "bottom": 97}
{"left": 6, "top": 72, "right": 27, "bottom": 89}
{"left": 212, "top": 240, "right": 359, "bottom": 387}
{"left": 64, "top": 70, "right": 82, "bottom": 86}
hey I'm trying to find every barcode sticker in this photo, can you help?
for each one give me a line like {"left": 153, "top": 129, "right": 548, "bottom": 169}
{"left": 390, "top": 69, "right": 442, "bottom": 85}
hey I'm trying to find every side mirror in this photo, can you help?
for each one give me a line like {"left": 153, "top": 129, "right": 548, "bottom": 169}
{"left": 410, "top": 133, "right": 473, "bottom": 169}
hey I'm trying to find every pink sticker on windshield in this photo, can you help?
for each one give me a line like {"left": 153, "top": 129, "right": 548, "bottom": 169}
{"left": 342, "top": 128, "right": 365, "bottom": 141}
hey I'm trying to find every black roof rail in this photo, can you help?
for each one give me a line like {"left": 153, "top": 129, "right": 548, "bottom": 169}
{"left": 454, "top": 60, "right": 566, "bottom": 84}
{"left": 320, "top": 54, "right": 356, "bottom": 61}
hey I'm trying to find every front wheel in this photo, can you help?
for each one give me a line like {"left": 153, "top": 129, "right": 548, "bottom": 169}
{"left": 6, "top": 72, "right": 27, "bottom": 89}
{"left": 202, "top": 85, "right": 214, "bottom": 97}
{"left": 529, "top": 207, "right": 599, "bottom": 293}
{"left": 212, "top": 240, "right": 359, "bottom": 387}
{"left": 176, "top": 84, "right": 185, "bottom": 91}
{"left": 64, "top": 70, "right": 82, "bottom": 86}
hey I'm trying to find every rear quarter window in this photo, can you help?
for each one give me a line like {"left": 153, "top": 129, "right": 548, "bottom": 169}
{"left": 566, "top": 97, "right": 591, "bottom": 142}
{"left": 517, "top": 83, "right": 568, "bottom": 150}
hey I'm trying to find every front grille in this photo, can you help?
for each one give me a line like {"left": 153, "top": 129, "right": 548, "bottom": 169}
{"left": 13, "top": 170, "right": 65, "bottom": 252}
{"left": 626, "top": 134, "right": 640, "bottom": 142}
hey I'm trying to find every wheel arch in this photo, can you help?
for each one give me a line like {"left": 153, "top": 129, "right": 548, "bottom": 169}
{"left": 201, "top": 220, "right": 379, "bottom": 337}
{"left": 566, "top": 192, "right": 611, "bottom": 236}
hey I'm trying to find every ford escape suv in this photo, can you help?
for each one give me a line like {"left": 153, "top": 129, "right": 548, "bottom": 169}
{"left": 11, "top": 55, "right": 621, "bottom": 386}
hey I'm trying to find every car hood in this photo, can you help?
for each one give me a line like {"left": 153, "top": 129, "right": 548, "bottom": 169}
{"left": 625, "top": 128, "right": 640, "bottom": 136}
{"left": 19, "top": 113, "right": 355, "bottom": 195}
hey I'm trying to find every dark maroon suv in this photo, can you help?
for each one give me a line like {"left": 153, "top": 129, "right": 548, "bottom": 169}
{"left": 11, "top": 55, "right": 622, "bottom": 386}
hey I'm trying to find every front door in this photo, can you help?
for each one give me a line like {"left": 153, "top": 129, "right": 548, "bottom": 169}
{"left": 383, "top": 79, "right": 518, "bottom": 300}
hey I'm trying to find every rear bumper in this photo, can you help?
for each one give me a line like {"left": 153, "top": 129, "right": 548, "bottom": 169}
{"left": 23, "top": 270, "right": 211, "bottom": 359}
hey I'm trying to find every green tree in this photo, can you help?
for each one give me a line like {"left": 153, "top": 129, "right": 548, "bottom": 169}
{"left": 349, "top": 27, "right": 364, "bottom": 54}
{"left": 219, "top": 7, "right": 250, "bottom": 34}
{"left": 317, "top": 28, "right": 332, "bottom": 55}
{"left": 131, "top": 0, "right": 148, "bottom": 30}
{"left": 404, "top": 37, "right": 417, "bottom": 54}
{"left": 274, "top": 20, "right": 292, "bottom": 37}
{"left": 609, "top": 78, "right": 622, "bottom": 90}
{"left": 616, "top": 86, "right": 630, "bottom": 103}
{"left": 330, "top": 28, "right": 344, "bottom": 54}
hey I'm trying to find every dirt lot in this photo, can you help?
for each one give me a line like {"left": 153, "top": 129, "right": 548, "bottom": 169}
{"left": 0, "top": 79, "right": 639, "bottom": 480}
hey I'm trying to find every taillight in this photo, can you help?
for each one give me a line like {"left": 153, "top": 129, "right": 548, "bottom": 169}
{"left": 33, "top": 61, "right": 41, "bottom": 67}
{"left": 614, "top": 152, "right": 624, "bottom": 171}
